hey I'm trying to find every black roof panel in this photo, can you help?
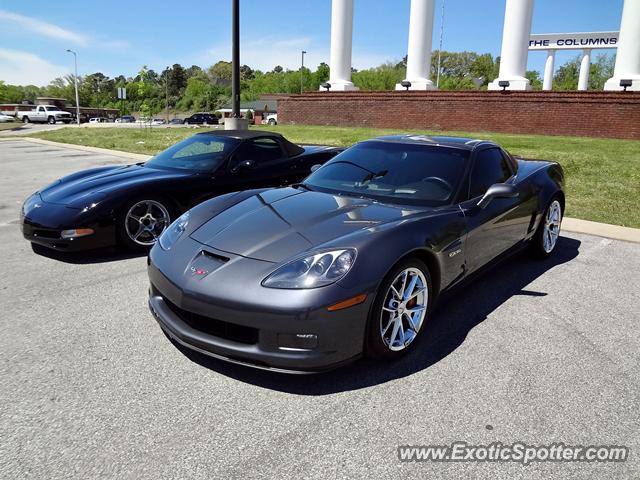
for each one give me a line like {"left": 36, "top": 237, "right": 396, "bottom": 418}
{"left": 196, "top": 129, "right": 282, "bottom": 140}
{"left": 370, "top": 134, "right": 493, "bottom": 150}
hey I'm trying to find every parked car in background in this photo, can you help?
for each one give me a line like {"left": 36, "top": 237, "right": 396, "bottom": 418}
{"left": 89, "top": 117, "right": 108, "bottom": 123}
{"left": 262, "top": 113, "right": 278, "bottom": 125}
{"left": 184, "top": 113, "right": 218, "bottom": 125}
{"left": 21, "top": 130, "right": 343, "bottom": 252}
{"left": 115, "top": 115, "right": 136, "bottom": 123}
{"left": 169, "top": 118, "right": 184, "bottom": 125}
{"left": 20, "top": 105, "right": 73, "bottom": 124}
{"left": 0, "top": 113, "right": 15, "bottom": 123}
{"left": 152, "top": 118, "right": 167, "bottom": 125}
{"left": 147, "top": 135, "right": 565, "bottom": 373}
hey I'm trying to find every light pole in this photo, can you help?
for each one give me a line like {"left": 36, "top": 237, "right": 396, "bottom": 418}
{"left": 231, "top": 0, "right": 240, "bottom": 119}
{"left": 300, "top": 50, "right": 307, "bottom": 94}
{"left": 66, "top": 49, "right": 81, "bottom": 125}
{"left": 436, "top": 0, "right": 445, "bottom": 88}
{"left": 165, "top": 66, "right": 170, "bottom": 122}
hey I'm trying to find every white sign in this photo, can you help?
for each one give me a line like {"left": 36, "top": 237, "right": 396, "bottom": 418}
{"left": 528, "top": 31, "right": 619, "bottom": 51}
{"left": 117, "top": 87, "right": 127, "bottom": 99}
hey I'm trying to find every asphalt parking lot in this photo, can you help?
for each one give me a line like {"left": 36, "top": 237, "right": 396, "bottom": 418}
{"left": 0, "top": 139, "right": 638, "bottom": 479}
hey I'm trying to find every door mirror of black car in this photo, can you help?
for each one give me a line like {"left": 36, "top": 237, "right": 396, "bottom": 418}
{"left": 231, "top": 159, "right": 256, "bottom": 173}
{"left": 477, "top": 183, "right": 519, "bottom": 209}
{"left": 310, "top": 164, "right": 322, "bottom": 173}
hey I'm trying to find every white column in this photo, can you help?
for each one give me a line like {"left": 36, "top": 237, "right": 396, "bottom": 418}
{"left": 577, "top": 49, "right": 591, "bottom": 91}
{"left": 325, "top": 0, "right": 358, "bottom": 91}
{"left": 542, "top": 50, "right": 555, "bottom": 90}
{"left": 488, "top": 0, "right": 535, "bottom": 90}
{"left": 396, "top": 0, "right": 437, "bottom": 90}
{"left": 604, "top": 0, "right": 640, "bottom": 91}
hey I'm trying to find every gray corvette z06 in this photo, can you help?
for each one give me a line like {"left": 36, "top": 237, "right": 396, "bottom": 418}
{"left": 148, "top": 135, "right": 565, "bottom": 373}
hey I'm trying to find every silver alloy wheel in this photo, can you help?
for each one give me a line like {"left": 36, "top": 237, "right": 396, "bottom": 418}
{"left": 124, "top": 200, "right": 170, "bottom": 246}
{"left": 543, "top": 200, "right": 562, "bottom": 253}
{"left": 380, "top": 267, "right": 428, "bottom": 351}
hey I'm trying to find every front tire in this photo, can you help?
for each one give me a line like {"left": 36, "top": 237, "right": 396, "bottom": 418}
{"left": 268, "top": 119, "right": 276, "bottom": 125}
{"left": 117, "top": 197, "right": 175, "bottom": 251}
{"left": 531, "top": 197, "right": 563, "bottom": 259}
{"left": 366, "top": 258, "right": 432, "bottom": 360}
{"left": 48, "top": 116, "right": 56, "bottom": 124}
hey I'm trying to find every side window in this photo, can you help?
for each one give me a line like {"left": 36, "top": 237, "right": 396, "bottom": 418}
{"left": 38, "top": 107, "right": 44, "bottom": 113}
{"left": 240, "top": 138, "right": 284, "bottom": 164}
{"left": 469, "top": 148, "right": 512, "bottom": 199}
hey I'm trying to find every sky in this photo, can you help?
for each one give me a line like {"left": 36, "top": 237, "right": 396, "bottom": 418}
{"left": 0, "top": 0, "right": 625, "bottom": 86}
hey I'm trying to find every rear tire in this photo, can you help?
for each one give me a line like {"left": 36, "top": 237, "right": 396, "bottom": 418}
{"left": 116, "top": 197, "right": 176, "bottom": 251}
{"left": 268, "top": 119, "right": 276, "bottom": 125}
{"left": 530, "top": 196, "right": 563, "bottom": 259}
{"left": 366, "top": 258, "right": 432, "bottom": 360}
{"left": 22, "top": 116, "right": 29, "bottom": 123}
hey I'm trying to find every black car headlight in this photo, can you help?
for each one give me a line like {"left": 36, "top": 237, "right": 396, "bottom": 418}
{"left": 262, "top": 248, "right": 356, "bottom": 289}
{"left": 159, "top": 211, "right": 190, "bottom": 250}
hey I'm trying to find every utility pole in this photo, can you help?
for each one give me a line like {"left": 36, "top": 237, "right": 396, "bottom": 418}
{"left": 301, "top": 50, "right": 307, "bottom": 94}
{"left": 231, "top": 0, "right": 240, "bottom": 118}
{"left": 66, "top": 49, "right": 81, "bottom": 125}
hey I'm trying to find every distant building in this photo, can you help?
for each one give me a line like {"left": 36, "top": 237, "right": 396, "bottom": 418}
{"left": 217, "top": 98, "right": 280, "bottom": 124}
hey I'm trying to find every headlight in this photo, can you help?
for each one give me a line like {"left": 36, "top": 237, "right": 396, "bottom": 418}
{"left": 159, "top": 211, "right": 190, "bottom": 250}
{"left": 262, "top": 248, "right": 356, "bottom": 289}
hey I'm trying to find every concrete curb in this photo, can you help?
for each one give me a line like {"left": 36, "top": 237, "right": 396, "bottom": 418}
{"left": 562, "top": 218, "right": 640, "bottom": 244}
{"left": 2, "top": 137, "right": 152, "bottom": 161}
{"left": 2, "top": 136, "right": 639, "bottom": 243}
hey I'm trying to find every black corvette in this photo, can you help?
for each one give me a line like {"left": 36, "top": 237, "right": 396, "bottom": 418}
{"left": 21, "top": 130, "right": 342, "bottom": 251}
{"left": 148, "top": 135, "right": 565, "bottom": 373}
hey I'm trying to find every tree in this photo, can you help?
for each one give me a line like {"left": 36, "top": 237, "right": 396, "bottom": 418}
{"left": 353, "top": 63, "right": 404, "bottom": 90}
{"left": 240, "top": 65, "right": 254, "bottom": 81}
{"left": 589, "top": 53, "right": 615, "bottom": 90}
{"left": 525, "top": 70, "right": 542, "bottom": 90}
{"left": 553, "top": 56, "right": 581, "bottom": 90}
{"left": 208, "top": 61, "right": 232, "bottom": 82}
{"left": 313, "top": 62, "right": 330, "bottom": 88}
{"left": 272, "top": 65, "right": 283, "bottom": 73}
{"left": 168, "top": 64, "right": 187, "bottom": 96}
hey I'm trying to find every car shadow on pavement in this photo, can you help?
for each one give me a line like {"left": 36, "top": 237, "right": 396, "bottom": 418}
{"left": 177, "top": 236, "right": 581, "bottom": 395}
{"left": 31, "top": 243, "right": 147, "bottom": 264}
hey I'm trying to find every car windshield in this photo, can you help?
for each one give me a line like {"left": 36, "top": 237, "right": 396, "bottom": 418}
{"left": 304, "top": 141, "right": 469, "bottom": 206}
{"left": 145, "top": 135, "right": 239, "bottom": 172}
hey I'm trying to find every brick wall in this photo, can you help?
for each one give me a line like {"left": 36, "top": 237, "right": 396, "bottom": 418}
{"left": 279, "top": 91, "right": 640, "bottom": 140}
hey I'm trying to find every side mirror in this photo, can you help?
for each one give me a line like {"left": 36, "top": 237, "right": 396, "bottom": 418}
{"left": 310, "top": 164, "right": 322, "bottom": 173}
{"left": 477, "top": 183, "right": 518, "bottom": 209}
{"left": 231, "top": 159, "right": 256, "bottom": 173}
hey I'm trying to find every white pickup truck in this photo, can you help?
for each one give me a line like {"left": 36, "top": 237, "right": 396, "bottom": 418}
{"left": 20, "top": 105, "right": 73, "bottom": 124}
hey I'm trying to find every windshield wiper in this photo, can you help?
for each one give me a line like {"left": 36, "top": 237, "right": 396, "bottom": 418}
{"left": 292, "top": 183, "right": 314, "bottom": 192}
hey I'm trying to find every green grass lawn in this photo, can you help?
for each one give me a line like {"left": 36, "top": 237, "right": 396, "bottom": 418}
{"left": 23, "top": 124, "right": 640, "bottom": 228}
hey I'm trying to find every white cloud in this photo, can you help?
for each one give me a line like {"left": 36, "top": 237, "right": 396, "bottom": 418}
{"left": 0, "top": 48, "right": 69, "bottom": 86}
{"left": 0, "top": 10, "right": 129, "bottom": 50}
{"left": 201, "top": 36, "right": 395, "bottom": 72}
{"left": 0, "top": 10, "right": 88, "bottom": 45}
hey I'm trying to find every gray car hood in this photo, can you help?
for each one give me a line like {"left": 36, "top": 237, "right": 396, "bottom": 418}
{"left": 190, "top": 187, "right": 422, "bottom": 263}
